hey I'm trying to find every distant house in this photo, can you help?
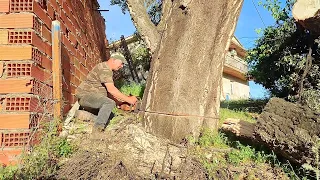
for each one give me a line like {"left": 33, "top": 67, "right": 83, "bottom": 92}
{"left": 222, "top": 37, "right": 250, "bottom": 100}
{"left": 108, "top": 35, "right": 250, "bottom": 100}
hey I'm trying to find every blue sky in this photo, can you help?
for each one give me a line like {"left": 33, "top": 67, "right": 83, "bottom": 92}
{"left": 97, "top": 0, "right": 284, "bottom": 99}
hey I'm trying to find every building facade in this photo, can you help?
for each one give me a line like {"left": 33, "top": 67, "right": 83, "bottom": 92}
{"left": 221, "top": 37, "right": 250, "bottom": 100}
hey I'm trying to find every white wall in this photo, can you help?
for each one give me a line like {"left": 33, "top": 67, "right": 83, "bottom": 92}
{"left": 221, "top": 73, "right": 250, "bottom": 101}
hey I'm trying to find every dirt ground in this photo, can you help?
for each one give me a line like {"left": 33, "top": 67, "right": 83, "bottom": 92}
{"left": 55, "top": 113, "right": 289, "bottom": 180}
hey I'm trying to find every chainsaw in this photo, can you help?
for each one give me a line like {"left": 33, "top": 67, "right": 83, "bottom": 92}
{"left": 108, "top": 94, "right": 141, "bottom": 112}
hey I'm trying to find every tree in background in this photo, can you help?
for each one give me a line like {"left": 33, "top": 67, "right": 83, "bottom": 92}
{"left": 247, "top": 0, "right": 320, "bottom": 111}
{"left": 111, "top": 0, "right": 244, "bottom": 142}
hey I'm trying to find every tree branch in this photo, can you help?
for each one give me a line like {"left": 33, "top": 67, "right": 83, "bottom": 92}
{"left": 126, "top": 0, "right": 161, "bottom": 53}
{"left": 298, "top": 43, "right": 313, "bottom": 102}
{"left": 157, "top": 0, "right": 173, "bottom": 33}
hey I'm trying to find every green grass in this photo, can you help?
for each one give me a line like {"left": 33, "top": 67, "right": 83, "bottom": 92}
{"left": 227, "top": 142, "right": 269, "bottom": 166}
{"left": 198, "top": 129, "right": 229, "bottom": 149}
{"left": 220, "top": 108, "right": 256, "bottom": 125}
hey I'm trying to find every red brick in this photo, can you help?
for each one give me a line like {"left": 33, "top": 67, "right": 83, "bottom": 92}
{"left": 70, "top": 84, "right": 76, "bottom": 94}
{"left": 62, "top": 103, "right": 71, "bottom": 114}
{"left": 60, "top": 9, "right": 67, "bottom": 23}
{"left": 33, "top": 48, "right": 52, "bottom": 71}
{"left": 80, "top": 72, "right": 86, "bottom": 81}
{"left": 62, "top": 35, "right": 74, "bottom": 52}
{"left": 5, "top": 62, "right": 52, "bottom": 85}
{"left": 0, "top": 45, "right": 31, "bottom": 60}
{"left": 8, "top": 31, "right": 52, "bottom": 57}
{"left": 69, "top": 33, "right": 77, "bottom": 46}
{"left": 79, "top": 63, "right": 86, "bottom": 72}
{"left": 0, "top": 62, "right": 3, "bottom": 77}
{"left": 57, "top": 0, "right": 63, "bottom": 6}
{"left": 83, "top": 68, "right": 89, "bottom": 75}
{"left": 48, "top": 0, "right": 59, "bottom": 13}
{"left": 3, "top": 96, "right": 41, "bottom": 112}
{"left": 31, "top": 79, "right": 53, "bottom": 99}
{"left": 47, "top": 4, "right": 55, "bottom": 20}
{"left": 75, "top": 77, "right": 81, "bottom": 86}
{"left": 63, "top": 5, "right": 71, "bottom": 19}
{"left": 0, "top": 30, "right": 8, "bottom": 44}
{"left": 69, "top": 14, "right": 79, "bottom": 30}
{"left": 0, "top": 79, "right": 33, "bottom": 94}
{"left": 0, "top": 149, "right": 22, "bottom": 166}
{"left": 75, "top": 67, "right": 81, "bottom": 78}
{"left": 9, "top": 0, "right": 33, "bottom": 12}
{"left": 0, "top": 13, "right": 34, "bottom": 28}
{"left": 33, "top": 16, "right": 42, "bottom": 34}
{"left": 42, "top": 25, "right": 52, "bottom": 43}
{"left": 0, "top": 0, "right": 9, "bottom": 12}
{"left": 33, "top": 1, "right": 51, "bottom": 29}
{"left": 0, "top": 129, "right": 32, "bottom": 148}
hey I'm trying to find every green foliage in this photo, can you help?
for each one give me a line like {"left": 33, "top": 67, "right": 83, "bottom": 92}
{"left": 1, "top": 120, "right": 75, "bottom": 179}
{"left": 119, "top": 82, "right": 145, "bottom": 98}
{"left": 131, "top": 46, "right": 151, "bottom": 72}
{"left": 57, "top": 139, "right": 74, "bottom": 158}
{"left": 110, "top": 0, "right": 128, "bottom": 14}
{"left": 0, "top": 165, "right": 18, "bottom": 180}
{"left": 248, "top": 0, "right": 320, "bottom": 99}
{"left": 227, "top": 142, "right": 268, "bottom": 166}
{"left": 220, "top": 99, "right": 268, "bottom": 113}
{"left": 110, "top": 0, "right": 162, "bottom": 25}
{"left": 301, "top": 89, "right": 320, "bottom": 112}
{"left": 198, "top": 129, "right": 229, "bottom": 148}
{"left": 302, "top": 139, "right": 320, "bottom": 180}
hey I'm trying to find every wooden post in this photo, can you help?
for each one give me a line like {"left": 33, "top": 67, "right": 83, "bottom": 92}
{"left": 52, "top": 20, "right": 62, "bottom": 120}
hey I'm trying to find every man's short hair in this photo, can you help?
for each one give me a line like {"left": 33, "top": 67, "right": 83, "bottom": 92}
{"left": 110, "top": 52, "right": 126, "bottom": 62}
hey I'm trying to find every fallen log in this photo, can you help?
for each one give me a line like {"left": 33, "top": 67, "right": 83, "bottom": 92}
{"left": 293, "top": 0, "right": 320, "bottom": 35}
{"left": 222, "top": 98, "right": 320, "bottom": 165}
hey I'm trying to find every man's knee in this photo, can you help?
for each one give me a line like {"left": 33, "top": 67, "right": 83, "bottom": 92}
{"left": 101, "top": 98, "right": 116, "bottom": 109}
{"left": 107, "top": 99, "right": 116, "bottom": 108}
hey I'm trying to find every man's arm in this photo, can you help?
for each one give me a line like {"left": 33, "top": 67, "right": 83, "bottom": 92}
{"left": 105, "top": 83, "right": 137, "bottom": 105}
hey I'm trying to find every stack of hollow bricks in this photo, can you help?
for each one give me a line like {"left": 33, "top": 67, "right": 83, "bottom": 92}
{"left": 0, "top": 0, "right": 108, "bottom": 165}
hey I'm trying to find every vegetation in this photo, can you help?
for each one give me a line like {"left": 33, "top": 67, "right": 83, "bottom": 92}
{"left": 247, "top": 0, "right": 320, "bottom": 107}
{"left": 220, "top": 108, "right": 256, "bottom": 124}
{"left": 119, "top": 82, "right": 145, "bottom": 99}
{"left": 0, "top": 120, "right": 75, "bottom": 180}
{"left": 110, "top": 0, "right": 162, "bottom": 25}
{"left": 220, "top": 99, "right": 268, "bottom": 113}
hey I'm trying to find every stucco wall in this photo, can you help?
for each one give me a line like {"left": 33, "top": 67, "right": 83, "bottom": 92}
{"left": 221, "top": 73, "right": 250, "bottom": 100}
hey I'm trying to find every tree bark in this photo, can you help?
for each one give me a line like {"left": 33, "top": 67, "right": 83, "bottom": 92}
{"left": 156, "top": 0, "right": 173, "bottom": 34}
{"left": 126, "top": 0, "right": 161, "bottom": 53}
{"left": 139, "top": 0, "right": 243, "bottom": 142}
{"left": 293, "top": 0, "right": 320, "bottom": 35}
{"left": 222, "top": 98, "right": 320, "bottom": 165}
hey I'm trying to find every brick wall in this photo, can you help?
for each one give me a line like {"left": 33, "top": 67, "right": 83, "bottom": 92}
{"left": 0, "top": 0, "right": 108, "bottom": 165}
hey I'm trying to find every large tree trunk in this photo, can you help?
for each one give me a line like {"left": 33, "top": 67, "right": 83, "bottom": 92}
{"left": 293, "top": 0, "right": 320, "bottom": 35}
{"left": 134, "top": 0, "right": 243, "bottom": 142}
{"left": 222, "top": 98, "right": 320, "bottom": 165}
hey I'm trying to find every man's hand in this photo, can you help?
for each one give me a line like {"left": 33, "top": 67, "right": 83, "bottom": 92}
{"left": 105, "top": 83, "right": 138, "bottom": 105}
{"left": 127, "top": 96, "right": 138, "bottom": 105}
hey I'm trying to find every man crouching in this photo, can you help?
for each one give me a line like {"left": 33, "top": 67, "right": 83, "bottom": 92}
{"left": 75, "top": 53, "right": 137, "bottom": 133}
